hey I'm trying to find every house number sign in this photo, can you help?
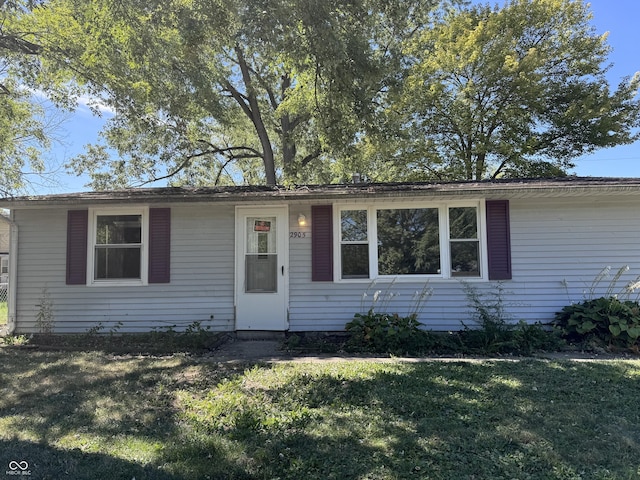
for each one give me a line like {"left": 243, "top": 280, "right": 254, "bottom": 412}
{"left": 289, "top": 231, "right": 308, "bottom": 239}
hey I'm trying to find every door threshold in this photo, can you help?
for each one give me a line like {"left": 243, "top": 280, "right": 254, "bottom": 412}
{"left": 235, "top": 331, "right": 286, "bottom": 340}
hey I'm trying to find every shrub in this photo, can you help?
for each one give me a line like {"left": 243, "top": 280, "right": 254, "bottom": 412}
{"left": 460, "top": 282, "right": 517, "bottom": 353}
{"left": 461, "top": 282, "right": 562, "bottom": 354}
{"left": 554, "top": 296, "right": 640, "bottom": 348}
{"left": 511, "top": 321, "right": 565, "bottom": 355}
{"left": 345, "top": 310, "right": 433, "bottom": 355}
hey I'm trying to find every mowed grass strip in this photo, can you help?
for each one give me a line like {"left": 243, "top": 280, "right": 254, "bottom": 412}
{"left": 0, "top": 350, "right": 639, "bottom": 479}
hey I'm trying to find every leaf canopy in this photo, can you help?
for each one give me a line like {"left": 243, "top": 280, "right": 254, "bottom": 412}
{"left": 371, "top": 0, "right": 640, "bottom": 181}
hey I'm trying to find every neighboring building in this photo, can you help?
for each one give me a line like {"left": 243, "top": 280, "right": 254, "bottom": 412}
{"left": 0, "top": 177, "right": 639, "bottom": 334}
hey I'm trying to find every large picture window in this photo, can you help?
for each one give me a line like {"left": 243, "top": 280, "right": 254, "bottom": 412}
{"left": 377, "top": 208, "right": 440, "bottom": 275}
{"left": 89, "top": 208, "right": 148, "bottom": 284}
{"left": 336, "top": 202, "right": 483, "bottom": 280}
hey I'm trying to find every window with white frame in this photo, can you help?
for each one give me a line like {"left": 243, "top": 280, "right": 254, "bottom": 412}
{"left": 448, "top": 206, "right": 480, "bottom": 277}
{"left": 89, "top": 208, "right": 148, "bottom": 284}
{"left": 336, "top": 202, "right": 483, "bottom": 280}
{"left": 340, "top": 210, "right": 370, "bottom": 278}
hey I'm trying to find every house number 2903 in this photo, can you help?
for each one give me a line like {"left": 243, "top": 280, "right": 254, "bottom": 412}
{"left": 289, "top": 232, "right": 307, "bottom": 239}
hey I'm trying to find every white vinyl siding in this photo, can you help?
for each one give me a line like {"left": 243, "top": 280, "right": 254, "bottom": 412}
{"left": 10, "top": 192, "right": 640, "bottom": 334}
{"left": 13, "top": 205, "right": 236, "bottom": 333}
{"left": 287, "top": 194, "right": 640, "bottom": 331}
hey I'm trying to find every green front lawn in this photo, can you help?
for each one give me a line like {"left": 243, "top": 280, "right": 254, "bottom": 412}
{"left": 0, "top": 350, "right": 639, "bottom": 479}
{"left": 0, "top": 302, "right": 6, "bottom": 325}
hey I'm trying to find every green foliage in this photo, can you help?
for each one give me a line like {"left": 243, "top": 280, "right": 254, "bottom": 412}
{"left": 511, "top": 320, "right": 565, "bottom": 355}
{"left": 38, "top": 0, "right": 443, "bottom": 188}
{"left": 0, "top": 334, "right": 30, "bottom": 345}
{"left": 1, "top": 0, "right": 79, "bottom": 194}
{"left": 374, "top": 0, "right": 640, "bottom": 181}
{"left": 460, "top": 282, "right": 516, "bottom": 353}
{"left": 346, "top": 281, "right": 562, "bottom": 356}
{"left": 554, "top": 296, "right": 640, "bottom": 348}
{"left": 4, "top": 0, "right": 640, "bottom": 189}
{"left": 31, "top": 321, "right": 220, "bottom": 354}
{"left": 345, "top": 310, "right": 433, "bottom": 355}
{"left": 461, "top": 282, "right": 562, "bottom": 354}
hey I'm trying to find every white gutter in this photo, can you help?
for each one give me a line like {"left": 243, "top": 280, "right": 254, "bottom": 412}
{"left": 0, "top": 212, "right": 17, "bottom": 335}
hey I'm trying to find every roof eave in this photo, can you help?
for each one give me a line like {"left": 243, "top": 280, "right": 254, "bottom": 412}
{"left": 2, "top": 177, "right": 640, "bottom": 208}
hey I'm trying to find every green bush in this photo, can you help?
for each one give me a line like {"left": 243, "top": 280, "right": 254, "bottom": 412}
{"left": 461, "top": 282, "right": 563, "bottom": 354}
{"left": 345, "top": 281, "right": 564, "bottom": 356}
{"left": 554, "top": 296, "right": 640, "bottom": 348}
{"left": 345, "top": 310, "right": 434, "bottom": 355}
{"left": 460, "top": 282, "right": 518, "bottom": 354}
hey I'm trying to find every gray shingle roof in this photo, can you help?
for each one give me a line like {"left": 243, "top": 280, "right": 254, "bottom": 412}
{"left": 2, "top": 177, "right": 640, "bottom": 207}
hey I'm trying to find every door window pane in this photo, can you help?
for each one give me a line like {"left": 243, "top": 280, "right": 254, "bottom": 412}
{"left": 247, "top": 217, "right": 276, "bottom": 254}
{"left": 246, "top": 254, "right": 277, "bottom": 292}
{"left": 245, "top": 216, "right": 278, "bottom": 292}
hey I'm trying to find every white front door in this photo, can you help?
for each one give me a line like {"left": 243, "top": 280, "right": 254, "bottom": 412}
{"left": 235, "top": 206, "right": 288, "bottom": 330}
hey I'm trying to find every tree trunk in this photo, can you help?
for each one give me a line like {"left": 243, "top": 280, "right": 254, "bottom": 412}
{"left": 475, "top": 152, "right": 486, "bottom": 180}
{"left": 234, "top": 46, "right": 277, "bottom": 186}
{"left": 281, "top": 114, "right": 297, "bottom": 178}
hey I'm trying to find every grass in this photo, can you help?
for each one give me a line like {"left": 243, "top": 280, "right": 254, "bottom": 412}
{"left": 0, "top": 350, "right": 639, "bottom": 479}
{"left": 0, "top": 301, "right": 6, "bottom": 325}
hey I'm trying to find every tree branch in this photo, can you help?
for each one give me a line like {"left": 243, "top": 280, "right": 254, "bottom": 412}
{"left": 0, "top": 34, "right": 42, "bottom": 55}
{"left": 135, "top": 144, "right": 263, "bottom": 186}
{"left": 299, "top": 149, "right": 322, "bottom": 168}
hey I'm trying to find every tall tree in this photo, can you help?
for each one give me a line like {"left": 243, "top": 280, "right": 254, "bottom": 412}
{"left": 370, "top": 0, "right": 640, "bottom": 181}
{"left": 47, "top": 0, "right": 444, "bottom": 188}
{"left": 0, "top": 0, "right": 79, "bottom": 195}
{"left": 1, "top": 0, "right": 50, "bottom": 195}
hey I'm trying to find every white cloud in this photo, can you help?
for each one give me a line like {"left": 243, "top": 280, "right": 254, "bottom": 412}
{"left": 76, "top": 95, "right": 116, "bottom": 116}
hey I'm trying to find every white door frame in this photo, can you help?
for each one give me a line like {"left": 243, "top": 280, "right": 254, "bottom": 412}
{"left": 235, "top": 206, "right": 289, "bottom": 330}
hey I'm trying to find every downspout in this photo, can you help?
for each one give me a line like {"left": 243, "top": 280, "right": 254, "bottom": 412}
{"left": 0, "top": 212, "right": 18, "bottom": 335}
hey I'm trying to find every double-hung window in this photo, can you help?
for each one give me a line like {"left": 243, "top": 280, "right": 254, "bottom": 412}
{"left": 88, "top": 208, "right": 148, "bottom": 285}
{"left": 336, "top": 202, "right": 484, "bottom": 280}
{"left": 449, "top": 207, "right": 480, "bottom": 277}
{"left": 340, "top": 210, "right": 370, "bottom": 278}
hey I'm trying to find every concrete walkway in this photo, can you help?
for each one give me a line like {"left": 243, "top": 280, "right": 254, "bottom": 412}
{"left": 213, "top": 337, "right": 290, "bottom": 362}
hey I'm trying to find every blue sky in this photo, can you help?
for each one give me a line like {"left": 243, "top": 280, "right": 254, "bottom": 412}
{"left": 43, "top": 0, "right": 640, "bottom": 194}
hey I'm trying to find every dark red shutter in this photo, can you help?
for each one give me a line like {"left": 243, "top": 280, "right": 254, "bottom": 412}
{"left": 66, "top": 210, "right": 88, "bottom": 285}
{"left": 311, "top": 205, "right": 333, "bottom": 281}
{"left": 148, "top": 208, "right": 171, "bottom": 283}
{"left": 486, "top": 200, "right": 512, "bottom": 280}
